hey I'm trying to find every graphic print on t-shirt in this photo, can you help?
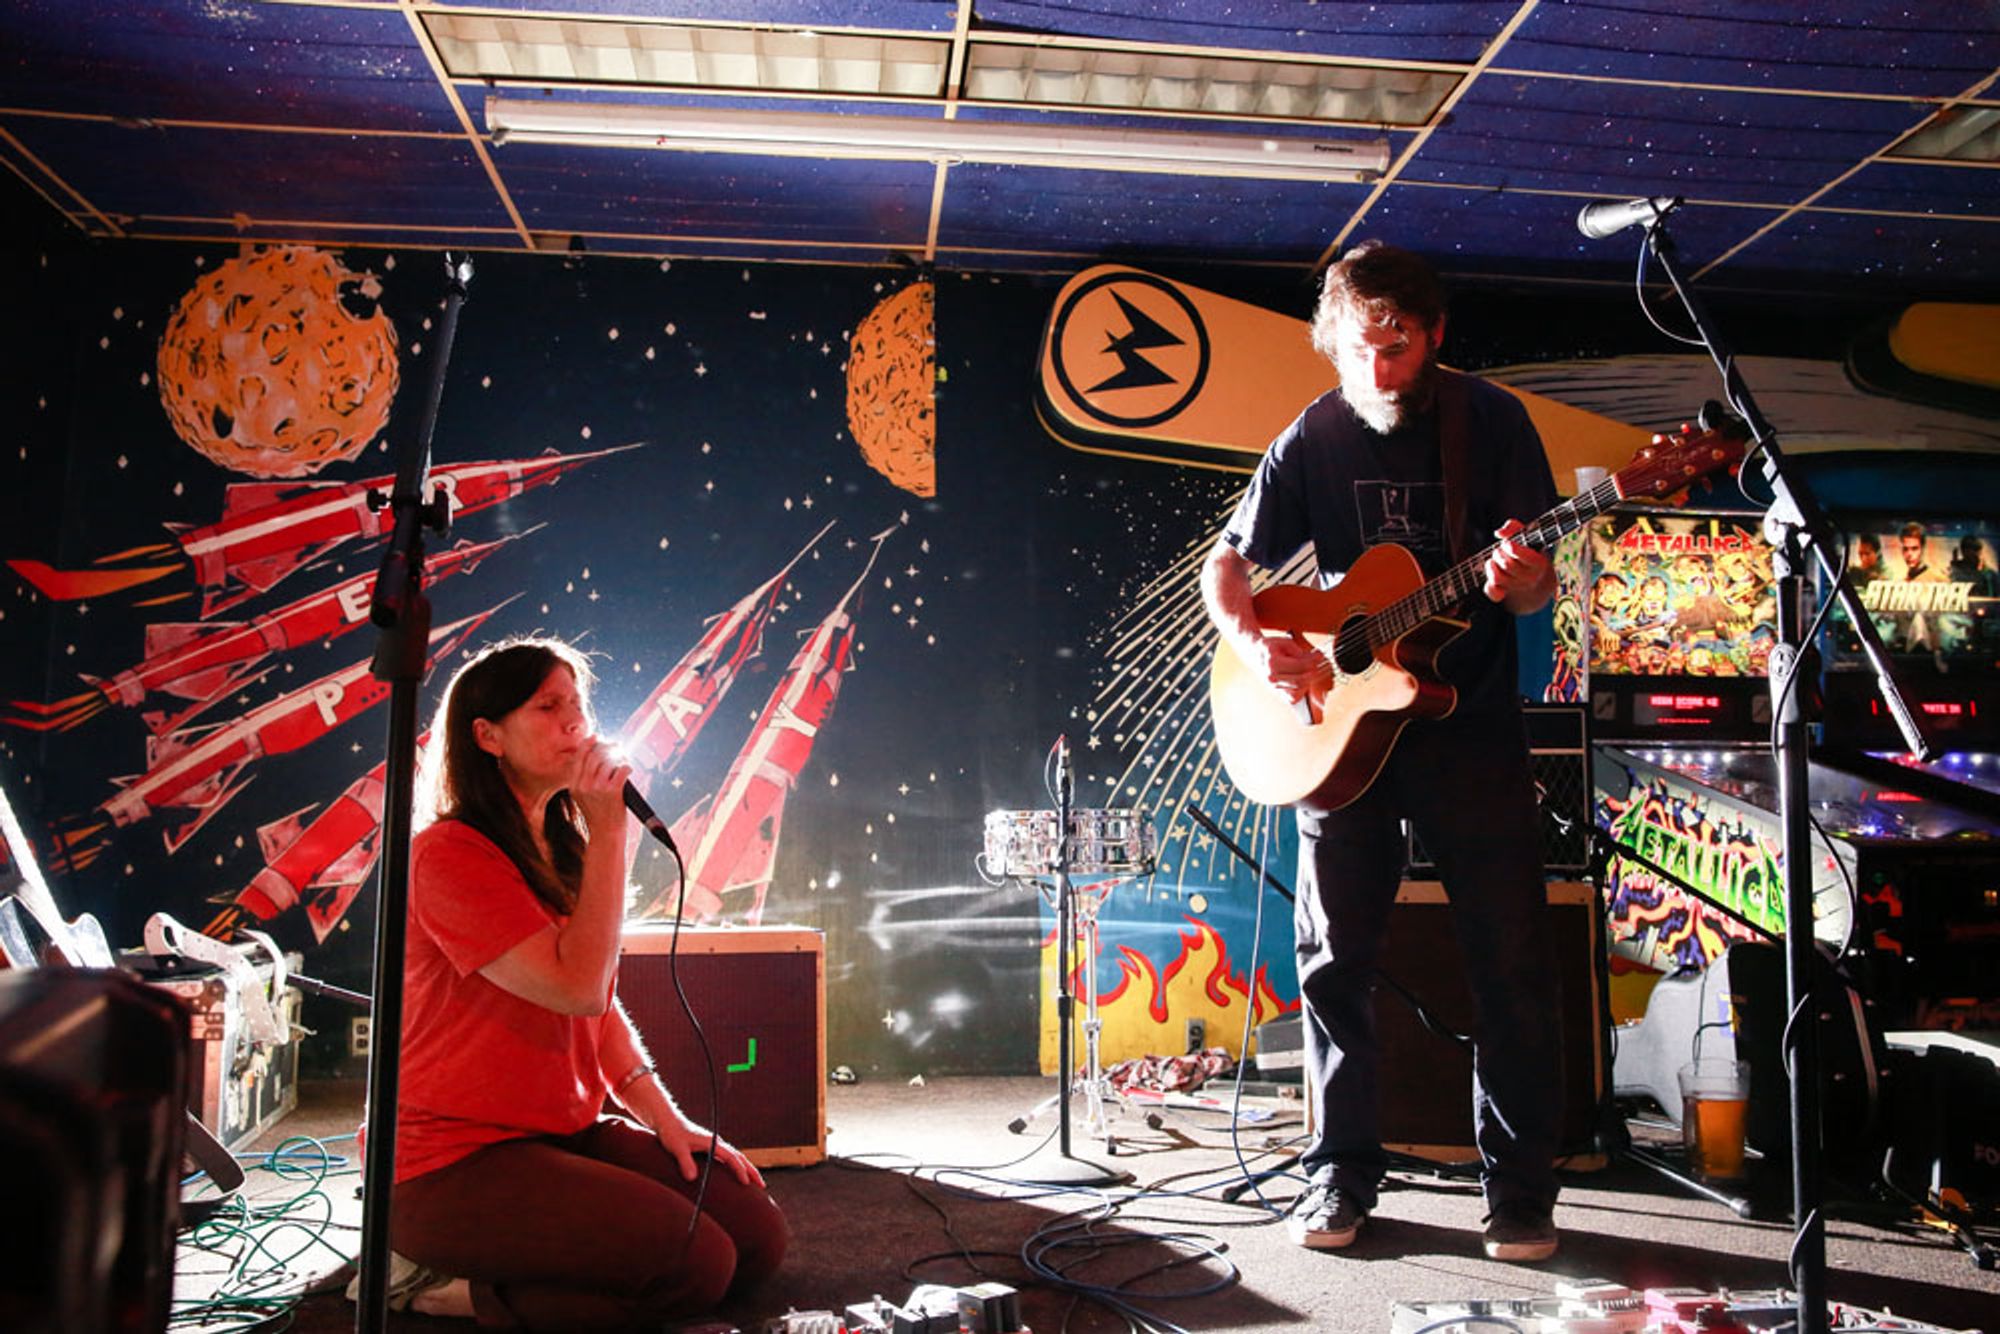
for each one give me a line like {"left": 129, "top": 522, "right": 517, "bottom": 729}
{"left": 1354, "top": 479, "right": 1447, "bottom": 569}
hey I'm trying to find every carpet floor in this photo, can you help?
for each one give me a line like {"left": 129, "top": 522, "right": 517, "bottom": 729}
{"left": 169, "top": 1075, "right": 1999, "bottom": 1333}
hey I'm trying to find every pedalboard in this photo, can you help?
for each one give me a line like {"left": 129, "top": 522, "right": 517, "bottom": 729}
{"left": 1391, "top": 1279, "right": 1977, "bottom": 1334}
{"left": 752, "top": 1281, "right": 1029, "bottom": 1334}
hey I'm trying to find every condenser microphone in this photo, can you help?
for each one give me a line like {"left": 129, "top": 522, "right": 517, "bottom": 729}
{"left": 1575, "top": 194, "right": 1682, "bottom": 240}
{"left": 622, "top": 780, "right": 678, "bottom": 854}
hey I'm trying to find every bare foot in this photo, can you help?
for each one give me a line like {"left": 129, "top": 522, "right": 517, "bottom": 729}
{"left": 409, "top": 1276, "right": 476, "bottom": 1319}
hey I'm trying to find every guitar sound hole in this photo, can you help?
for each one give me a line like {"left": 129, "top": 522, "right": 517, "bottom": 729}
{"left": 1331, "top": 615, "right": 1373, "bottom": 676}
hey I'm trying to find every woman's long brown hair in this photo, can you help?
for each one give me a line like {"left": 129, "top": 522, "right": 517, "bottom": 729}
{"left": 422, "top": 637, "right": 597, "bottom": 916}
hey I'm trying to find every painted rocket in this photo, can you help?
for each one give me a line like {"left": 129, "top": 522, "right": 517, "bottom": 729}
{"left": 654, "top": 523, "right": 896, "bottom": 924}
{"left": 5, "top": 444, "right": 638, "bottom": 615}
{"left": 96, "top": 603, "right": 503, "bottom": 854}
{"left": 207, "top": 731, "right": 425, "bottom": 944}
{"left": 7, "top": 530, "right": 529, "bottom": 734}
{"left": 618, "top": 521, "right": 831, "bottom": 777}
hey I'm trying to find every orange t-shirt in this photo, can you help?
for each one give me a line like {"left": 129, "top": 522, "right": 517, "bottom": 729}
{"left": 382, "top": 819, "right": 614, "bottom": 1183}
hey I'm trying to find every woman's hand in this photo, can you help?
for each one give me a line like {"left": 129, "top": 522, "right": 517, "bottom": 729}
{"left": 570, "top": 737, "right": 631, "bottom": 838}
{"left": 653, "top": 1113, "right": 766, "bottom": 1189}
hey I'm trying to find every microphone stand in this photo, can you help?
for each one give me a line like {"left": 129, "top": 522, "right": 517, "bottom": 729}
{"left": 353, "top": 253, "right": 471, "bottom": 1333}
{"left": 1636, "top": 220, "right": 1925, "bottom": 1334}
{"left": 1017, "top": 736, "right": 1129, "bottom": 1187}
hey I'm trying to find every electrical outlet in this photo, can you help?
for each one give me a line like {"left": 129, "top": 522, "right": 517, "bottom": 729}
{"left": 1184, "top": 1017, "right": 1205, "bottom": 1054}
{"left": 349, "top": 1016, "right": 371, "bottom": 1058}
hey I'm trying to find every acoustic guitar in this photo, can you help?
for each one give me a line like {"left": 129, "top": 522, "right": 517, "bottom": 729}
{"left": 1209, "top": 423, "right": 1748, "bottom": 812}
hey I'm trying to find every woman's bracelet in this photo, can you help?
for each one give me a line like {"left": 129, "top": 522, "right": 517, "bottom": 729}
{"left": 614, "top": 1062, "right": 654, "bottom": 1094}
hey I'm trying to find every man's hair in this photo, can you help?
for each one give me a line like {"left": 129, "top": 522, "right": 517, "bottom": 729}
{"left": 423, "top": 636, "right": 597, "bottom": 915}
{"left": 1310, "top": 240, "right": 1447, "bottom": 362}
{"left": 1901, "top": 522, "right": 1926, "bottom": 542}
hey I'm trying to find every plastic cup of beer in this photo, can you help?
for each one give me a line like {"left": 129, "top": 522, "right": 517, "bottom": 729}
{"left": 1679, "top": 1057, "right": 1751, "bottom": 1181}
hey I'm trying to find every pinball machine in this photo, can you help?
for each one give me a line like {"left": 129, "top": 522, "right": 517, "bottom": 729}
{"left": 1549, "top": 505, "right": 1788, "bottom": 984}
{"left": 1554, "top": 505, "right": 2000, "bottom": 1029}
{"left": 1556, "top": 504, "right": 2000, "bottom": 1236}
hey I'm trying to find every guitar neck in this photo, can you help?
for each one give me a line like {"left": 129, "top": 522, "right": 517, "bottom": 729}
{"left": 1370, "top": 475, "right": 1621, "bottom": 641}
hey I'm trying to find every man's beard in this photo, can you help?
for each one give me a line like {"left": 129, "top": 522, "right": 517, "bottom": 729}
{"left": 1340, "top": 356, "right": 1438, "bottom": 434}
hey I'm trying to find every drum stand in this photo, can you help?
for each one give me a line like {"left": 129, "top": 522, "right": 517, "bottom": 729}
{"left": 1009, "top": 740, "right": 1133, "bottom": 1187}
{"left": 1008, "top": 876, "right": 1133, "bottom": 1173}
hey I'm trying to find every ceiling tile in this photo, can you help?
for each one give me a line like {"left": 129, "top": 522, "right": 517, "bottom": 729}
{"left": 1406, "top": 74, "right": 1925, "bottom": 204}
{"left": 1499, "top": 0, "right": 2000, "bottom": 98}
{"left": 0, "top": 0, "right": 458, "bottom": 131}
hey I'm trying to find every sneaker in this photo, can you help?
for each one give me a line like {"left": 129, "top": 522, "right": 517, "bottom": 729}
{"left": 1286, "top": 1183, "right": 1367, "bottom": 1250}
{"left": 343, "top": 1252, "right": 451, "bottom": 1310}
{"left": 1481, "top": 1204, "right": 1558, "bottom": 1262}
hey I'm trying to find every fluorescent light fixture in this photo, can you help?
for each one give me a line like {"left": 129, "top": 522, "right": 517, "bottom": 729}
{"left": 484, "top": 97, "right": 1390, "bottom": 182}
{"left": 1888, "top": 105, "right": 2000, "bottom": 163}
{"left": 426, "top": 12, "right": 1453, "bottom": 133}
{"left": 962, "top": 41, "right": 1456, "bottom": 128}
{"left": 427, "top": 13, "right": 950, "bottom": 96}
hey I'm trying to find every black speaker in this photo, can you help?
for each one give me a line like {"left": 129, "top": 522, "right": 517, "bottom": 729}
{"left": 1724, "top": 940, "right": 1886, "bottom": 1171}
{"left": 1376, "top": 881, "right": 1608, "bottom": 1165}
{"left": 0, "top": 968, "right": 190, "bottom": 1334}
{"left": 1883, "top": 1033, "right": 2000, "bottom": 1213}
{"left": 1407, "top": 704, "right": 1591, "bottom": 877}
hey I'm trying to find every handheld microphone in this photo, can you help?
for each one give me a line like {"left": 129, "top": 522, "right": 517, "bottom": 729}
{"left": 1575, "top": 194, "right": 1682, "bottom": 240}
{"left": 622, "top": 780, "right": 679, "bottom": 855}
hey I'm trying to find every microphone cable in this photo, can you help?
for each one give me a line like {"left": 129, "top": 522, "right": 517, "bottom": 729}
{"left": 647, "top": 835, "right": 723, "bottom": 1251}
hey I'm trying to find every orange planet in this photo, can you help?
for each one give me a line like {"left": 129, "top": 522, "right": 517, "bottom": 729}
{"left": 846, "top": 281, "right": 936, "bottom": 498}
{"left": 157, "top": 246, "right": 400, "bottom": 478}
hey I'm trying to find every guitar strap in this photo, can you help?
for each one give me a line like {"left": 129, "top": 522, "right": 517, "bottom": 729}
{"left": 1436, "top": 368, "right": 1475, "bottom": 564}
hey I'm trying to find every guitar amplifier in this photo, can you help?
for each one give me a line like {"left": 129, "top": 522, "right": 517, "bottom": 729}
{"left": 1377, "top": 880, "right": 1609, "bottom": 1167}
{"left": 617, "top": 925, "right": 825, "bottom": 1168}
{"left": 1407, "top": 703, "right": 1590, "bottom": 877}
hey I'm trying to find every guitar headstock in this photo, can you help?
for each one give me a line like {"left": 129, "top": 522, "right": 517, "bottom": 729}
{"left": 1613, "top": 421, "right": 1750, "bottom": 503}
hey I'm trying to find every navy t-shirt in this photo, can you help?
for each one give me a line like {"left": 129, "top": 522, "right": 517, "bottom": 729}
{"left": 1221, "top": 371, "right": 1557, "bottom": 718}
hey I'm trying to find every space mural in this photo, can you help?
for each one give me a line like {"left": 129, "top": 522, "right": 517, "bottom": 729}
{"left": 1, "top": 237, "right": 1288, "bottom": 1076}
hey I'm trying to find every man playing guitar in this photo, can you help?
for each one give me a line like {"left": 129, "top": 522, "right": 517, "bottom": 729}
{"left": 1200, "top": 241, "right": 1563, "bottom": 1261}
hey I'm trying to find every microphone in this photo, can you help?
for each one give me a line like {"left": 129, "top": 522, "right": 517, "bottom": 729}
{"left": 622, "top": 780, "right": 679, "bottom": 855}
{"left": 1576, "top": 194, "right": 1682, "bottom": 240}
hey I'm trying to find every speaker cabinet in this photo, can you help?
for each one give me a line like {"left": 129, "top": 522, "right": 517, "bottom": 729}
{"left": 617, "top": 926, "right": 825, "bottom": 1167}
{"left": 0, "top": 969, "right": 190, "bottom": 1334}
{"left": 1407, "top": 704, "right": 1592, "bottom": 877}
{"left": 1377, "top": 881, "right": 1607, "bottom": 1167}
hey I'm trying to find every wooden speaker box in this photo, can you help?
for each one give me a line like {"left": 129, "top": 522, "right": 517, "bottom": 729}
{"left": 1377, "top": 881, "right": 1608, "bottom": 1168}
{"left": 617, "top": 925, "right": 826, "bottom": 1167}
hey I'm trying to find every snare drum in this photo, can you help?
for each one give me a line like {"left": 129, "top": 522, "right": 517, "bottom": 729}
{"left": 982, "top": 807, "right": 1156, "bottom": 878}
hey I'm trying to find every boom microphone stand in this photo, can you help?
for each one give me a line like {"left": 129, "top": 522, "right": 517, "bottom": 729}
{"left": 1583, "top": 199, "right": 1926, "bottom": 1334}
{"left": 353, "top": 253, "right": 472, "bottom": 1333}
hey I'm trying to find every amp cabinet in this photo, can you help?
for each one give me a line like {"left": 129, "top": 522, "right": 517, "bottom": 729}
{"left": 1377, "top": 881, "right": 1609, "bottom": 1167}
{"left": 616, "top": 925, "right": 826, "bottom": 1167}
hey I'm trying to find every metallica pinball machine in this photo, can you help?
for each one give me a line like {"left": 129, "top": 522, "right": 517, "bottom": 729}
{"left": 1548, "top": 504, "right": 1793, "bottom": 983}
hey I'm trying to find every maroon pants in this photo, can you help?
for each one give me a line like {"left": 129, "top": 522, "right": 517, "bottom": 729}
{"left": 391, "top": 1117, "right": 788, "bottom": 1331}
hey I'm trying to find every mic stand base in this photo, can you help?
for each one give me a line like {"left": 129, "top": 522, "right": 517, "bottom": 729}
{"left": 1011, "top": 1140, "right": 1134, "bottom": 1189}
